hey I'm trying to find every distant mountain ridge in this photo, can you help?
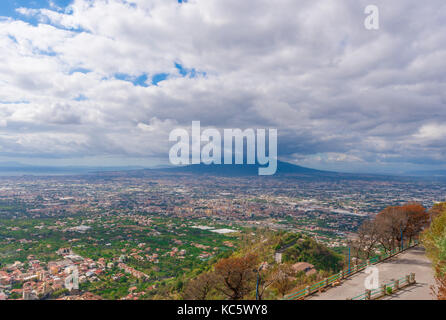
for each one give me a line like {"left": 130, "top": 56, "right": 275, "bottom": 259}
{"left": 150, "top": 160, "right": 416, "bottom": 181}
{"left": 0, "top": 162, "right": 145, "bottom": 175}
{"left": 0, "top": 160, "right": 432, "bottom": 182}
{"left": 155, "top": 160, "right": 331, "bottom": 177}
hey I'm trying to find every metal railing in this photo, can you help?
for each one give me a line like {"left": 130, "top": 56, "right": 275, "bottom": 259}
{"left": 350, "top": 273, "right": 416, "bottom": 300}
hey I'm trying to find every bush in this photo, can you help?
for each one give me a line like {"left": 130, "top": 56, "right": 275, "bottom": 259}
{"left": 422, "top": 202, "right": 446, "bottom": 300}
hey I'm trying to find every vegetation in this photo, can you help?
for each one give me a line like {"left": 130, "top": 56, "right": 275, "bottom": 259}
{"left": 422, "top": 202, "right": 446, "bottom": 300}
{"left": 281, "top": 237, "right": 343, "bottom": 273}
{"left": 214, "top": 253, "right": 258, "bottom": 300}
{"left": 270, "top": 264, "right": 295, "bottom": 297}
{"left": 351, "top": 202, "right": 429, "bottom": 260}
{"left": 386, "top": 286, "right": 392, "bottom": 295}
{"left": 183, "top": 272, "right": 217, "bottom": 300}
{"left": 181, "top": 231, "right": 344, "bottom": 300}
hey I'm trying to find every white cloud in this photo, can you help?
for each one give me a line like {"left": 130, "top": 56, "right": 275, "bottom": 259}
{"left": 0, "top": 0, "right": 445, "bottom": 171}
{"left": 414, "top": 124, "right": 446, "bottom": 140}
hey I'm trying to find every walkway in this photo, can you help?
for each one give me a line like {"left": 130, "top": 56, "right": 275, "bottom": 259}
{"left": 309, "top": 246, "right": 435, "bottom": 300}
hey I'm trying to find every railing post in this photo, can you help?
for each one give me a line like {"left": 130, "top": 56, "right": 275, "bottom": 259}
{"left": 367, "top": 259, "right": 371, "bottom": 266}
{"left": 381, "top": 284, "right": 386, "bottom": 296}
{"left": 365, "top": 289, "right": 371, "bottom": 300}
{"left": 394, "top": 279, "right": 399, "bottom": 291}
{"left": 410, "top": 273, "right": 416, "bottom": 284}
{"left": 324, "top": 278, "right": 329, "bottom": 287}
{"left": 305, "top": 286, "right": 311, "bottom": 296}
{"left": 406, "top": 274, "right": 410, "bottom": 286}
{"left": 340, "top": 270, "right": 344, "bottom": 279}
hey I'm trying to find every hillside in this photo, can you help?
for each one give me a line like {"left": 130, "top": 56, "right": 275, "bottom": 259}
{"left": 422, "top": 202, "right": 446, "bottom": 299}
{"left": 170, "top": 230, "right": 345, "bottom": 300}
{"left": 276, "top": 233, "right": 344, "bottom": 273}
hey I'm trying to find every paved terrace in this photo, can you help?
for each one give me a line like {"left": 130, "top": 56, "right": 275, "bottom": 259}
{"left": 309, "top": 246, "right": 436, "bottom": 300}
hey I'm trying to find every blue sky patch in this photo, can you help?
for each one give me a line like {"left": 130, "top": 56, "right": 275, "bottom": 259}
{"left": 114, "top": 73, "right": 150, "bottom": 87}
{"left": 175, "top": 63, "right": 206, "bottom": 78}
{"left": 0, "top": 1, "right": 78, "bottom": 28}
{"left": 152, "top": 73, "right": 168, "bottom": 86}
{"left": 69, "top": 68, "right": 91, "bottom": 75}
{"left": 0, "top": 100, "right": 30, "bottom": 104}
{"left": 8, "top": 35, "right": 18, "bottom": 43}
{"left": 74, "top": 94, "right": 88, "bottom": 101}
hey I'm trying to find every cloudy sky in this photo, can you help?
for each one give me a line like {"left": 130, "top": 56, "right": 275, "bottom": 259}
{"left": 0, "top": 0, "right": 445, "bottom": 174}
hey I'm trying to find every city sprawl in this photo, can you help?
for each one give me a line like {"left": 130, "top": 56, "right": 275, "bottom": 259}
{"left": 1, "top": 171, "right": 445, "bottom": 300}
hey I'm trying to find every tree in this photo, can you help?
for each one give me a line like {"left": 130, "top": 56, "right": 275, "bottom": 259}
{"left": 256, "top": 264, "right": 275, "bottom": 300}
{"left": 375, "top": 206, "right": 407, "bottom": 251}
{"left": 428, "top": 202, "right": 446, "bottom": 218}
{"left": 183, "top": 272, "right": 217, "bottom": 300}
{"left": 355, "top": 220, "right": 379, "bottom": 259}
{"left": 421, "top": 202, "right": 446, "bottom": 300}
{"left": 271, "top": 264, "right": 295, "bottom": 297}
{"left": 214, "top": 253, "right": 258, "bottom": 300}
{"left": 432, "top": 266, "right": 446, "bottom": 300}
{"left": 400, "top": 202, "right": 429, "bottom": 242}
{"left": 373, "top": 203, "right": 428, "bottom": 252}
{"left": 423, "top": 204, "right": 446, "bottom": 266}
{"left": 375, "top": 203, "right": 428, "bottom": 250}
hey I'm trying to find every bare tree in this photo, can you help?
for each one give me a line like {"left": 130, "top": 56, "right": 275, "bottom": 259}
{"left": 183, "top": 272, "right": 217, "bottom": 300}
{"left": 402, "top": 202, "right": 429, "bottom": 243}
{"left": 375, "top": 206, "right": 407, "bottom": 251}
{"left": 356, "top": 220, "right": 379, "bottom": 259}
{"left": 271, "top": 264, "right": 295, "bottom": 297}
{"left": 214, "top": 253, "right": 258, "bottom": 300}
{"left": 256, "top": 266, "right": 275, "bottom": 300}
{"left": 365, "top": 203, "right": 428, "bottom": 254}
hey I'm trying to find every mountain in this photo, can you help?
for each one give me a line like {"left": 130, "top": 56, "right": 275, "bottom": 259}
{"left": 149, "top": 160, "right": 411, "bottom": 181}
{"left": 154, "top": 160, "right": 332, "bottom": 177}
{"left": 405, "top": 170, "right": 446, "bottom": 177}
{"left": 0, "top": 160, "right": 412, "bottom": 181}
{"left": 0, "top": 162, "right": 145, "bottom": 175}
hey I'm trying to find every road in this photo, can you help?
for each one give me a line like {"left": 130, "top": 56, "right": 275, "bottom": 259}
{"left": 309, "top": 246, "right": 436, "bottom": 300}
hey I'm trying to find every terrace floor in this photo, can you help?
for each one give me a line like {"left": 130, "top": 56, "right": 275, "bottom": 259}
{"left": 309, "top": 246, "right": 436, "bottom": 300}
